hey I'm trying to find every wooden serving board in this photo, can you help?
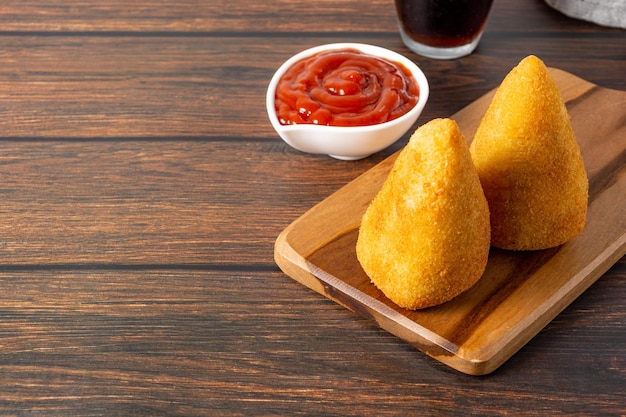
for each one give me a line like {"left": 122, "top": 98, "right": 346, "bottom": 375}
{"left": 274, "top": 68, "right": 626, "bottom": 375}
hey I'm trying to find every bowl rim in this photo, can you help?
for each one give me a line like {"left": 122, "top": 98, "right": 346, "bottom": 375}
{"left": 266, "top": 42, "right": 429, "bottom": 133}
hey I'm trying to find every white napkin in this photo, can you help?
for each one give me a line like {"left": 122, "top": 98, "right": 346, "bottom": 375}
{"left": 545, "top": 0, "right": 626, "bottom": 29}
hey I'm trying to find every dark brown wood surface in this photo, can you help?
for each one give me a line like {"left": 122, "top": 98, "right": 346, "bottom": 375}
{"left": 0, "top": 0, "right": 624, "bottom": 415}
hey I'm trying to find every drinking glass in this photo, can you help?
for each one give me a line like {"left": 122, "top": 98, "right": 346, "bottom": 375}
{"left": 394, "top": 0, "right": 494, "bottom": 59}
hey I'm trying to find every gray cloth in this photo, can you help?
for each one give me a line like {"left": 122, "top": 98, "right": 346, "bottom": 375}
{"left": 545, "top": 0, "right": 626, "bottom": 28}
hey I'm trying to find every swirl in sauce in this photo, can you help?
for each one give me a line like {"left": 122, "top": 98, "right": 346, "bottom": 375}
{"left": 275, "top": 48, "right": 420, "bottom": 127}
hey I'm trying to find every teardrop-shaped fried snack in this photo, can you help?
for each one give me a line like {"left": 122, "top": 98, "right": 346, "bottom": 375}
{"left": 469, "top": 55, "right": 588, "bottom": 250}
{"left": 356, "top": 118, "right": 490, "bottom": 310}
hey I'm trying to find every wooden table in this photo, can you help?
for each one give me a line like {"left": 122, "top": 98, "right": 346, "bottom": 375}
{"left": 0, "top": 0, "right": 624, "bottom": 415}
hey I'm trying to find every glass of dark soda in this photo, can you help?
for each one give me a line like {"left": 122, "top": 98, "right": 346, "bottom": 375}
{"left": 394, "top": 0, "right": 494, "bottom": 59}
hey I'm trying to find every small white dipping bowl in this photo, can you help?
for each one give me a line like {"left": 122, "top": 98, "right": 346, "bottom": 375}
{"left": 266, "top": 43, "right": 429, "bottom": 160}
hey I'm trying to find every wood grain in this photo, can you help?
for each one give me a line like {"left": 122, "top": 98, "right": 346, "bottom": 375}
{"left": 0, "top": 0, "right": 624, "bottom": 414}
{"left": 275, "top": 69, "right": 626, "bottom": 375}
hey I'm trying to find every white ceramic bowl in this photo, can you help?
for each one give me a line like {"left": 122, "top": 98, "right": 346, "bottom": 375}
{"left": 266, "top": 43, "right": 429, "bottom": 160}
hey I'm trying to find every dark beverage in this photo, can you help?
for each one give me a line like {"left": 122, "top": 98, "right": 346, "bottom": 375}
{"left": 394, "top": 0, "right": 494, "bottom": 59}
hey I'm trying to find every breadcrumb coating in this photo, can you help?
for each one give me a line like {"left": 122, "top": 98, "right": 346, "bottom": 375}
{"left": 356, "top": 118, "right": 490, "bottom": 310}
{"left": 469, "top": 55, "right": 588, "bottom": 250}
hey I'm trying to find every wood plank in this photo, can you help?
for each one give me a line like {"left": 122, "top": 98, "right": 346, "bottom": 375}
{"left": 0, "top": 265, "right": 623, "bottom": 415}
{"left": 0, "top": 0, "right": 614, "bottom": 34}
{"left": 0, "top": 36, "right": 623, "bottom": 140}
{"left": 0, "top": 139, "right": 383, "bottom": 266}
{"left": 0, "top": 269, "right": 354, "bottom": 413}
{"left": 0, "top": 0, "right": 398, "bottom": 33}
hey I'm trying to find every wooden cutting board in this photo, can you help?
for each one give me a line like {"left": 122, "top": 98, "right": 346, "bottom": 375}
{"left": 274, "top": 68, "right": 626, "bottom": 375}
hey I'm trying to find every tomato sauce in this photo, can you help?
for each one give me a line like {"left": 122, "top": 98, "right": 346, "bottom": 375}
{"left": 275, "top": 49, "right": 420, "bottom": 127}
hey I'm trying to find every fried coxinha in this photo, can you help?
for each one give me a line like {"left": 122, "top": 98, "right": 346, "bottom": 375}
{"left": 356, "top": 118, "right": 491, "bottom": 310}
{"left": 356, "top": 55, "right": 588, "bottom": 310}
{"left": 470, "top": 55, "right": 588, "bottom": 251}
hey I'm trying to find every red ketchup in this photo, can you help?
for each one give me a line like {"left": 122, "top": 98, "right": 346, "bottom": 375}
{"left": 275, "top": 48, "right": 420, "bottom": 127}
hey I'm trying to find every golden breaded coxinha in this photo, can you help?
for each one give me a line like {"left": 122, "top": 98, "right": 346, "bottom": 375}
{"left": 356, "top": 118, "right": 490, "bottom": 310}
{"left": 469, "top": 55, "right": 588, "bottom": 250}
